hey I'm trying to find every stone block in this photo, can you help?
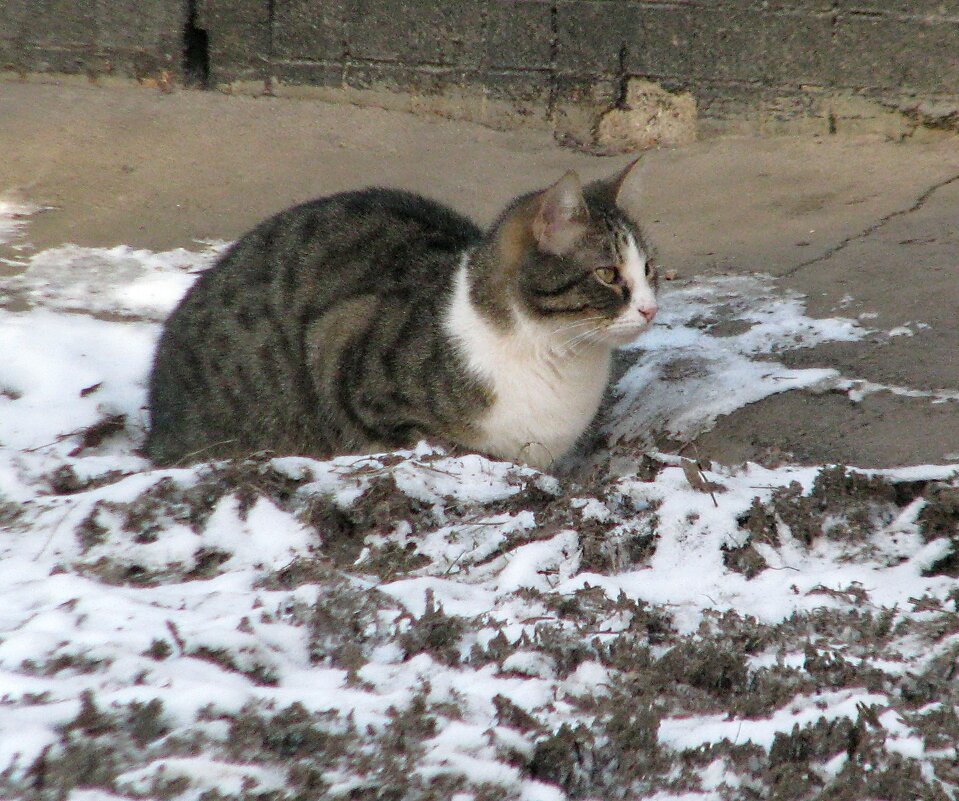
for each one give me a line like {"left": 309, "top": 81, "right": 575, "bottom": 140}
{"left": 272, "top": 0, "right": 348, "bottom": 61}
{"left": 347, "top": 0, "right": 485, "bottom": 68}
{"left": 480, "top": 69, "right": 552, "bottom": 102}
{"left": 204, "top": 0, "right": 271, "bottom": 71}
{"left": 555, "top": 1, "right": 633, "bottom": 76}
{"left": 835, "top": 1, "right": 959, "bottom": 17}
{"left": 629, "top": 6, "right": 835, "bottom": 87}
{"left": 9, "top": 44, "right": 92, "bottom": 73}
{"left": 93, "top": 0, "right": 183, "bottom": 51}
{"left": 17, "top": 0, "right": 97, "bottom": 47}
{"left": 484, "top": 0, "right": 553, "bottom": 71}
{"left": 667, "top": 0, "right": 834, "bottom": 8}
{"left": 345, "top": 61, "right": 471, "bottom": 94}
{"left": 270, "top": 60, "right": 345, "bottom": 88}
{"left": 833, "top": 14, "right": 959, "bottom": 93}
{"left": 0, "top": 0, "right": 31, "bottom": 41}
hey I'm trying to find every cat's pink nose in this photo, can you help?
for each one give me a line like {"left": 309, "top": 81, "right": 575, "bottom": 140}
{"left": 639, "top": 304, "right": 658, "bottom": 323}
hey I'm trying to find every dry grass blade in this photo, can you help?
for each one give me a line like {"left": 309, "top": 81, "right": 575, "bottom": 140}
{"left": 68, "top": 413, "right": 127, "bottom": 456}
{"left": 680, "top": 457, "right": 722, "bottom": 507}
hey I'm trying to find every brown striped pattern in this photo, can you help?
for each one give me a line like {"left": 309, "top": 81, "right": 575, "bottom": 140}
{"left": 147, "top": 174, "right": 653, "bottom": 465}
{"left": 147, "top": 189, "right": 489, "bottom": 464}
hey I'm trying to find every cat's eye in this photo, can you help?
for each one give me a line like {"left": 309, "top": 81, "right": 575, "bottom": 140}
{"left": 594, "top": 266, "right": 617, "bottom": 285}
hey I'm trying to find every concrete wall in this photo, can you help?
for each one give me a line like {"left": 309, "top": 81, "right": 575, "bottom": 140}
{"left": 2, "top": 1, "right": 958, "bottom": 144}
{"left": 0, "top": 0, "right": 183, "bottom": 79}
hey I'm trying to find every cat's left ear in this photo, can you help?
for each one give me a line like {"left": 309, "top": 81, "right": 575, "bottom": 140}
{"left": 532, "top": 171, "right": 589, "bottom": 256}
{"left": 610, "top": 155, "right": 643, "bottom": 206}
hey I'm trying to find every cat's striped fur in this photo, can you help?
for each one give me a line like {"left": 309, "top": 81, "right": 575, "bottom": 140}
{"left": 147, "top": 162, "right": 658, "bottom": 469}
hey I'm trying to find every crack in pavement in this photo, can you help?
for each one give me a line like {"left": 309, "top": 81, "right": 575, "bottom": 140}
{"left": 782, "top": 170, "right": 959, "bottom": 277}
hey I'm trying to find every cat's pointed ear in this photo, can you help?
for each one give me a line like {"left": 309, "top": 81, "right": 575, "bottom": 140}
{"left": 610, "top": 155, "right": 642, "bottom": 205}
{"left": 583, "top": 156, "right": 642, "bottom": 210}
{"left": 532, "top": 171, "right": 589, "bottom": 256}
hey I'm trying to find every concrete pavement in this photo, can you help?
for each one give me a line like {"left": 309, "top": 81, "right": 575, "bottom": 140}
{"left": 2, "top": 78, "right": 958, "bottom": 468}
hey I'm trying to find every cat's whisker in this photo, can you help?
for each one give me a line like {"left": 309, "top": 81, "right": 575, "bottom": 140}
{"left": 613, "top": 321, "right": 649, "bottom": 333}
{"left": 561, "top": 325, "right": 596, "bottom": 344}
{"left": 552, "top": 322, "right": 602, "bottom": 339}
{"left": 561, "top": 325, "right": 604, "bottom": 353}
{"left": 549, "top": 316, "right": 607, "bottom": 337}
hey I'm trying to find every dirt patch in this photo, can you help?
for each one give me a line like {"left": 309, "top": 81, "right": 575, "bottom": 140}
{"left": 67, "top": 457, "right": 312, "bottom": 585}
{"left": 731, "top": 467, "right": 931, "bottom": 578}
{"left": 9, "top": 692, "right": 170, "bottom": 800}
{"left": 917, "top": 481, "right": 959, "bottom": 576}
{"left": 11, "top": 455, "right": 959, "bottom": 800}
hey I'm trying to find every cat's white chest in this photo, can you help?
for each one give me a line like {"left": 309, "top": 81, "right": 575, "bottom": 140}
{"left": 474, "top": 340, "right": 610, "bottom": 470}
{"left": 445, "top": 262, "right": 610, "bottom": 469}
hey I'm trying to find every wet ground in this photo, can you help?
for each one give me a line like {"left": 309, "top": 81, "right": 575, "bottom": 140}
{"left": 2, "top": 77, "right": 959, "bottom": 468}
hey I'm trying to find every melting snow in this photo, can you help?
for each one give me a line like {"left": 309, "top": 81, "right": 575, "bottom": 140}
{"left": 1, "top": 201, "right": 957, "bottom": 800}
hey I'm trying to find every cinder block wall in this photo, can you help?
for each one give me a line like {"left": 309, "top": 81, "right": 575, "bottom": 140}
{"left": 2, "top": 1, "right": 958, "bottom": 142}
{"left": 0, "top": 0, "right": 183, "bottom": 79}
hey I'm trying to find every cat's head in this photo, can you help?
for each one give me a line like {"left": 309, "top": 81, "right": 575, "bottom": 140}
{"left": 491, "top": 160, "right": 658, "bottom": 349}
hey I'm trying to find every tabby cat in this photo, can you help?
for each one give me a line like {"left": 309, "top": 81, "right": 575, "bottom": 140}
{"left": 147, "top": 161, "right": 658, "bottom": 470}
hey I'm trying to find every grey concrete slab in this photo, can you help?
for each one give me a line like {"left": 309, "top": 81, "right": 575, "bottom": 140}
{"left": 632, "top": 136, "right": 959, "bottom": 467}
{"left": 2, "top": 80, "right": 958, "bottom": 468}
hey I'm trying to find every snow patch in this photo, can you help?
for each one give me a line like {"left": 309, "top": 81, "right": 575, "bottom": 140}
{"left": 0, "top": 215, "right": 956, "bottom": 800}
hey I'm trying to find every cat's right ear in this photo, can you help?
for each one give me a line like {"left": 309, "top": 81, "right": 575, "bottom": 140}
{"left": 532, "top": 171, "right": 589, "bottom": 256}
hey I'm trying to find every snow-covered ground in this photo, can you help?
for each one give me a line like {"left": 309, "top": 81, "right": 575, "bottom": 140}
{"left": 1, "top": 200, "right": 957, "bottom": 800}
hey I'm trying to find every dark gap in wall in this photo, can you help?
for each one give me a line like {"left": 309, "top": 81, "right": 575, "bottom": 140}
{"left": 615, "top": 44, "right": 630, "bottom": 108}
{"left": 183, "top": 0, "right": 210, "bottom": 88}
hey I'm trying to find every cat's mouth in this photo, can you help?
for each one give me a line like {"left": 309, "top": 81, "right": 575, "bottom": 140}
{"left": 601, "top": 319, "right": 653, "bottom": 346}
{"left": 551, "top": 318, "right": 652, "bottom": 352}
